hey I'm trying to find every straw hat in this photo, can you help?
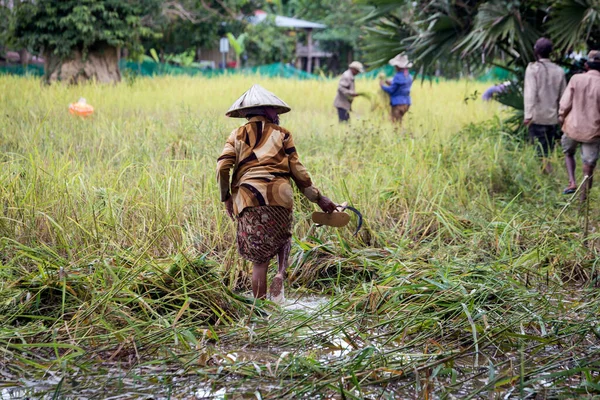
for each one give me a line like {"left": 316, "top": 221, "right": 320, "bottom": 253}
{"left": 348, "top": 61, "right": 364, "bottom": 73}
{"left": 588, "top": 50, "right": 600, "bottom": 62}
{"left": 226, "top": 84, "right": 291, "bottom": 118}
{"left": 389, "top": 54, "right": 413, "bottom": 69}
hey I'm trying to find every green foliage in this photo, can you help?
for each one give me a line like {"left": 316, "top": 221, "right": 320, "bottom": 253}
{"left": 549, "top": 0, "right": 600, "bottom": 51}
{"left": 293, "top": 0, "right": 365, "bottom": 46}
{"left": 140, "top": 0, "right": 263, "bottom": 62}
{"left": 227, "top": 32, "right": 247, "bottom": 56}
{"left": 244, "top": 16, "right": 296, "bottom": 65}
{"left": 360, "top": 2, "right": 417, "bottom": 67}
{"left": 142, "top": 18, "right": 220, "bottom": 57}
{"left": 283, "top": 0, "right": 368, "bottom": 71}
{"left": 457, "top": 2, "right": 541, "bottom": 63}
{"left": 164, "top": 48, "right": 197, "bottom": 67}
{"left": 0, "top": 3, "right": 13, "bottom": 52}
{"left": 12, "top": 0, "right": 160, "bottom": 59}
{"left": 360, "top": 0, "right": 600, "bottom": 73}
{"left": 359, "top": 0, "right": 600, "bottom": 133}
{"left": 239, "top": 0, "right": 367, "bottom": 69}
{"left": 149, "top": 48, "right": 160, "bottom": 63}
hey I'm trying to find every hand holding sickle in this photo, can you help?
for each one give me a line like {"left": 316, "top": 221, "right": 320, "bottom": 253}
{"left": 312, "top": 201, "right": 363, "bottom": 236}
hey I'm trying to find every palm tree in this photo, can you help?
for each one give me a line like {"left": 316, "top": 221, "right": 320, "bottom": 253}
{"left": 360, "top": 0, "right": 600, "bottom": 74}
{"left": 359, "top": 0, "right": 600, "bottom": 128}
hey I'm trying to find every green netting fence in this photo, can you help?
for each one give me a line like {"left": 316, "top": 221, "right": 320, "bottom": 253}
{"left": 0, "top": 61, "right": 513, "bottom": 82}
{"left": 364, "top": 65, "right": 514, "bottom": 82}
{"left": 121, "top": 61, "right": 323, "bottom": 79}
{"left": 478, "top": 66, "right": 513, "bottom": 82}
{"left": 0, "top": 63, "right": 44, "bottom": 76}
{"left": 0, "top": 61, "right": 322, "bottom": 80}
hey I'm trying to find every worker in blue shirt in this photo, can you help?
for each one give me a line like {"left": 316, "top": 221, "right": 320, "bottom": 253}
{"left": 380, "top": 54, "right": 413, "bottom": 124}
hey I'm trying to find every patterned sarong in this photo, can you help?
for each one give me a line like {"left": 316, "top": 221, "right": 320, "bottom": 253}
{"left": 391, "top": 104, "right": 410, "bottom": 123}
{"left": 237, "top": 206, "right": 292, "bottom": 263}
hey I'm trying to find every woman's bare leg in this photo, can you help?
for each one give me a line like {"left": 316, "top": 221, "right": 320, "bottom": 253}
{"left": 252, "top": 262, "right": 269, "bottom": 299}
{"left": 277, "top": 238, "right": 291, "bottom": 276}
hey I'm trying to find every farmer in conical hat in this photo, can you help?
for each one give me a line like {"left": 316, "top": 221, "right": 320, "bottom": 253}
{"left": 380, "top": 54, "right": 413, "bottom": 124}
{"left": 217, "top": 84, "right": 337, "bottom": 301}
{"left": 334, "top": 61, "right": 364, "bottom": 123}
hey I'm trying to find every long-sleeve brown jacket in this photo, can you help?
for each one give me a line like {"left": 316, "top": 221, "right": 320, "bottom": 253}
{"left": 217, "top": 116, "right": 321, "bottom": 216}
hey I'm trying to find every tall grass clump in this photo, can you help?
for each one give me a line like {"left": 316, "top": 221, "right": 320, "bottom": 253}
{"left": 1, "top": 74, "right": 599, "bottom": 398}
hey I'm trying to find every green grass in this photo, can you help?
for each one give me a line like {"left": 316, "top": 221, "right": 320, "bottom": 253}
{"left": 0, "top": 74, "right": 599, "bottom": 398}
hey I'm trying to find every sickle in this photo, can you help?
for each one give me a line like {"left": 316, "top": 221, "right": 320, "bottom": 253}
{"left": 338, "top": 205, "right": 363, "bottom": 236}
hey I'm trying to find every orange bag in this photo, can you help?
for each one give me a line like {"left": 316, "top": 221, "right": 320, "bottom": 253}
{"left": 69, "top": 98, "right": 94, "bottom": 117}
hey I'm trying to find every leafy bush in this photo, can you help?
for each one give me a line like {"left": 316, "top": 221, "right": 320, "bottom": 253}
{"left": 244, "top": 15, "right": 296, "bottom": 65}
{"left": 12, "top": 0, "right": 160, "bottom": 59}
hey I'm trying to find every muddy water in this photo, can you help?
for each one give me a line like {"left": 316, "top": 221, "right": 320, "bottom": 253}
{"left": 1, "top": 295, "right": 336, "bottom": 399}
{"left": 1, "top": 376, "right": 232, "bottom": 399}
{"left": 280, "top": 295, "right": 330, "bottom": 311}
{"left": 1, "top": 294, "right": 370, "bottom": 399}
{"left": 1, "top": 294, "right": 594, "bottom": 399}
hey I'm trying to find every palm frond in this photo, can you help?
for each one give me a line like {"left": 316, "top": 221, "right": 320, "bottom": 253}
{"left": 457, "top": 2, "right": 539, "bottom": 67}
{"left": 361, "top": 9, "right": 415, "bottom": 67}
{"left": 408, "top": 11, "right": 476, "bottom": 74}
{"left": 496, "top": 83, "right": 523, "bottom": 110}
{"left": 356, "top": 1, "right": 409, "bottom": 22}
{"left": 548, "top": 0, "right": 600, "bottom": 52}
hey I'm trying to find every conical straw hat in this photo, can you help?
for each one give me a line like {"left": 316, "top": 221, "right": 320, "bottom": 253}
{"left": 348, "top": 61, "right": 364, "bottom": 73}
{"left": 389, "top": 54, "right": 413, "bottom": 69}
{"left": 226, "top": 84, "right": 291, "bottom": 118}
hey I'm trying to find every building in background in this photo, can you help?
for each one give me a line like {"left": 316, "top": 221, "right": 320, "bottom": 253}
{"left": 199, "top": 10, "right": 331, "bottom": 72}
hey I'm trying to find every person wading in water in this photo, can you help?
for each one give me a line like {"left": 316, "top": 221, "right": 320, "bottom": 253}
{"left": 217, "top": 84, "right": 337, "bottom": 301}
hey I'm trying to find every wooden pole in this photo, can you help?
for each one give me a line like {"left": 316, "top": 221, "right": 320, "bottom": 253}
{"left": 306, "top": 28, "right": 313, "bottom": 74}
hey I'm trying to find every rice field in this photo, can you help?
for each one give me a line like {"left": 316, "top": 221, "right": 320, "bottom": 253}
{"left": 0, "top": 74, "right": 599, "bottom": 399}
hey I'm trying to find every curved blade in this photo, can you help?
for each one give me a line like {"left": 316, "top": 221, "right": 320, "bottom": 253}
{"left": 344, "top": 206, "right": 363, "bottom": 236}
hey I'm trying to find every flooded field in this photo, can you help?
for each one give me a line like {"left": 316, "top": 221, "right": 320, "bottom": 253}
{"left": 3, "top": 287, "right": 599, "bottom": 399}
{"left": 1, "top": 76, "right": 600, "bottom": 398}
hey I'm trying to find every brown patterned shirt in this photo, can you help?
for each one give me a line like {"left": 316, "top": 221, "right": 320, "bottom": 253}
{"left": 217, "top": 116, "right": 321, "bottom": 216}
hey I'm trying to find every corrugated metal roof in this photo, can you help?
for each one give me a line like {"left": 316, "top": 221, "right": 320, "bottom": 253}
{"left": 249, "top": 11, "right": 326, "bottom": 29}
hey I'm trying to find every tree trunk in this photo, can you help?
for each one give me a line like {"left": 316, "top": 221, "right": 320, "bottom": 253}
{"left": 44, "top": 45, "right": 121, "bottom": 84}
{"left": 18, "top": 49, "right": 30, "bottom": 66}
